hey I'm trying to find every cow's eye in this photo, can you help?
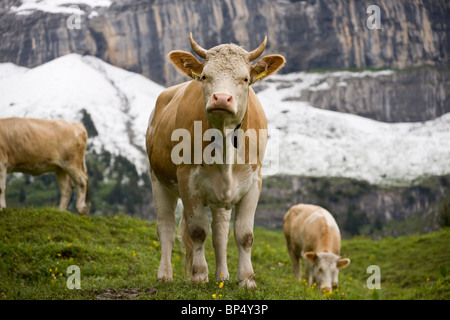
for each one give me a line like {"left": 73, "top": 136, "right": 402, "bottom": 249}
{"left": 318, "top": 268, "right": 323, "bottom": 273}
{"left": 202, "top": 75, "right": 207, "bottom": 80}
{"left": 244, "top": 78, "right": 249, "bottom": 83}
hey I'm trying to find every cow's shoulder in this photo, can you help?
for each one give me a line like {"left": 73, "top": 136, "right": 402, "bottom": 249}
{"left": 247, "top": 87, "right": 267, "bottom": 131}
{"left": 174, "top": 81, "right": 206, "bottom": 131}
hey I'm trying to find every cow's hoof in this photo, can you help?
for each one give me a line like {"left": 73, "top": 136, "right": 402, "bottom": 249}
{"left": 191, "top": 274, "right": 209, "bottom": 284}
{"left": 157, "top": 275, "right": 173, "bottom": 282}
{"left": 240, "top": 279, "right": 257, "bottom": 290}
{"left": 216, "top": 271, "right": 230, "bottom": 281}
{"left": 239, "top": 274, "right": 257, "bottom": 290}
{"left": 77, "top": 205, "right": 88, "bottom": 216}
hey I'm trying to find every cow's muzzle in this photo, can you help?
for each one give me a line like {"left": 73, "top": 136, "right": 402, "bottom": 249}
{"left": 207, "top": 93, "right": 235, "bottom": 114}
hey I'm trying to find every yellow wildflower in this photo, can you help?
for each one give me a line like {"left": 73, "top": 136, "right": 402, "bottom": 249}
{"left": 219, "top": 282, "right": 224, "bottom": 289}
{"left": 212, "top": 294, "right": 216, "bottom": 299}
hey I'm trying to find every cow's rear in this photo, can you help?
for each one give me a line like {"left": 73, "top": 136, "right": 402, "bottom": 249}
{"left": 0, "top": 117, "right": 90, "bottom": 215}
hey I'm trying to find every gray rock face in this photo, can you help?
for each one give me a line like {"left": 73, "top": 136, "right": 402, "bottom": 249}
{"left": 1, "top": 0, "right": 449, "bottom": 86}
{"left": 296, "top": 66, "right": 450, "bottom": 122}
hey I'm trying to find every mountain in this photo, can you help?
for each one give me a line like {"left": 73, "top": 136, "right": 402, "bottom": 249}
{"left": 1, "top": 0, "right": 450, "bottom": 234}
{"left": 1, "top": 54, "right": 449, "bottom": 187}
{"left": 1, "top": 0, "right": 449, "bottom": 87}
{"left": 0, "top": 53, "right": 164, "bottom": 174}
{"left": 256, "top": 71, "right": 450, "bottom": 186}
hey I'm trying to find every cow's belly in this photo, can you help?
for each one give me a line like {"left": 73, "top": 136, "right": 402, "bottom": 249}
{"left": 7, "top": 163, "right": 59, "bottom": 176}
{"left": 191, "top": 164, "right": 260, "bottom": 209}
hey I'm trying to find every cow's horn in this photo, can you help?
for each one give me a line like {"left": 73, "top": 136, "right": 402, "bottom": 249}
{"left": 248, "top": 36, "right": 267, "bottom": 61}
{"left": 190, "top": 33, "right": 207, "bottom": 59}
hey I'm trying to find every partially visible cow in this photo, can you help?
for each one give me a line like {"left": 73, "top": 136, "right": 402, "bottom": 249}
{"left": 283, "top": 204, "right": 350, "bottom": 292}
{"left": 0, "top": 117, "right": 90, "bottom": 215}
{"left": 146, "top": 34, "right": 285, "bottom": 289}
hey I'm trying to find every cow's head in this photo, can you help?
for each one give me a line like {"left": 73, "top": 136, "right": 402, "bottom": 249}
{"left": 304, "top": 252, "right": 351, "bottom": 292}
{"left": 169, "top": 34, "right": 285, "bottom": 132}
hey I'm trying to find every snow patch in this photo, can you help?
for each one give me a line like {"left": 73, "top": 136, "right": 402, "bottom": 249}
{"left": 0, "top": 57, "right": 448, "bottom": 186}
{"left": 10, "top": 0, "right": 111, "bottom": 16}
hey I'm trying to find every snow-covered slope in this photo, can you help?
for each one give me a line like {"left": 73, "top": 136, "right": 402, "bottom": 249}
{"left": 10, "top": 0, "right": 111, "bottom": 15}
{"left": 0, "top": 54, "right": 164, "bottom": 173}
{"left": 259, "top": 72, "right": 450, "bottom": 185}
{"left": 1, "top": 54, "right": 449, "bottom": 185}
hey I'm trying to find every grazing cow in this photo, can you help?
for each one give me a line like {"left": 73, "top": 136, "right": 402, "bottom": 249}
{"left": 0, "top": 117, "right": 90, "bottom": 215}
{"left": 283, "top": 204, "right": 350, "bottom": 292}
{"left": 146, "top": 34, "right": 285, "bottom": 289}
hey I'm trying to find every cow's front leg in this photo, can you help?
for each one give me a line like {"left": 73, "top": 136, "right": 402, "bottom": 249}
{"left": 56, "top": 169, "right": 73, "bottom": 211}
{"left": 178, "top": 166, "right": 209, "bottom": 284}
{"left": 151, "top": 171, "right": 178, "bottom": 282}
{"left": 234, "top": 176, "right": 261, "bottom": 290}
{"left": 211, "top": 205, "right": 231, "bottom": 281}
{"left": 186, "top": 204, "right": 209, "bottom": 284}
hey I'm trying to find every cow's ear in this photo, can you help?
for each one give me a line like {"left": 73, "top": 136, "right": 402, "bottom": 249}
{"left": 250, "top": 54, "right": 286, "bottom": 84}
{"left": 168, "top": 50, "right": 204, "bottom": 80}
{"left": 304, "top": 252, "right": 317, "bottom": 264}
{"left": 337, "top": 258, "right": 351, "bottom": 270}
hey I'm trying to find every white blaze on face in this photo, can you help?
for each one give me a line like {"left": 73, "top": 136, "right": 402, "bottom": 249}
{"left": 312, "top": 252, "right": 341, "bottom": 291}
{"left": 200, "top": 45, "right": 251, "bottom": 130}
{"left": 305, "top": 251, "right": 351, "bottom": 291}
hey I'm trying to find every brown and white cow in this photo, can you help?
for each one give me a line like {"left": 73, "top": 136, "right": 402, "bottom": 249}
{"left": 283, "top": 204, "right": 350, "bottom": 292}
{"left": 146, "top": 34, "right": 285, "bottom": 289}
{"left": 0, "top": 117, "right": 90, "bottom": 215}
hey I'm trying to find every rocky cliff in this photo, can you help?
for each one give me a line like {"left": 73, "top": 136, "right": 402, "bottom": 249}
{"left": 1, "top": 0, "right": 449, "bottom": 86}
{"left": 291, "top": 66, "right": 450, "bottom": 122}
{"left": 257, "top": 174, "right": 450, "bottom": 237}
{"left": 1, "top": 0, "right": 449, "bottom": 235}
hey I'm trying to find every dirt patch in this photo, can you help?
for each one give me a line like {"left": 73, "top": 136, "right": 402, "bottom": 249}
{"left": 96, "top": 288, "right": 157, "bottom": 300}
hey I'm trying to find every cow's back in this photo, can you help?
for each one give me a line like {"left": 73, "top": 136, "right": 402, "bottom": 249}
{"left": 0, "top": 118, "right": 87, "bottom": 174}
{"left": 284, "top": 204, "right": 341, "bottom": 255}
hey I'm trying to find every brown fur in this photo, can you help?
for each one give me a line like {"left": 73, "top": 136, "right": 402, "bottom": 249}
{"left": 146, "top": 80, "right": 267, "bottom": 185}
{"left": 283, "top": 204, "right": 341, "bottom": 256}
{"left": 0, "top": 117, "right": 90, "bottom": 215}
{"left": 147, "top": 37, "right": 285, "bottom": 288}
{"left": 147, "top": 80, "right": 267, "bottom": 277}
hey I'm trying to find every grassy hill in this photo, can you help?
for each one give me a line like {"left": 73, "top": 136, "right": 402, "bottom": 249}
{"left": 0, "top": 207, "right": 449, "bottom": 300}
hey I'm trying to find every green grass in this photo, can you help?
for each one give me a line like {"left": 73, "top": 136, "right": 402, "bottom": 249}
{"left": 0, "top": 207, "right": 449, "bottom": 300}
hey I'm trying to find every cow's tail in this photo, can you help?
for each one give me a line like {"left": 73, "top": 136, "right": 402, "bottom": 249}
{"left": 179, "top": 209, "right": 193, "bottom": 278}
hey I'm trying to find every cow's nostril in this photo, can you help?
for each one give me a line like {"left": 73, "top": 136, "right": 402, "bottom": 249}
{"left": 212, "top": 93, "right": 233, "bottom": 107}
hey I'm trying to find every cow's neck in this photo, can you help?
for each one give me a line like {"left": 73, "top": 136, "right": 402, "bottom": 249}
{"left": 231, "top": 118, "right": 243, "bottom": 149}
